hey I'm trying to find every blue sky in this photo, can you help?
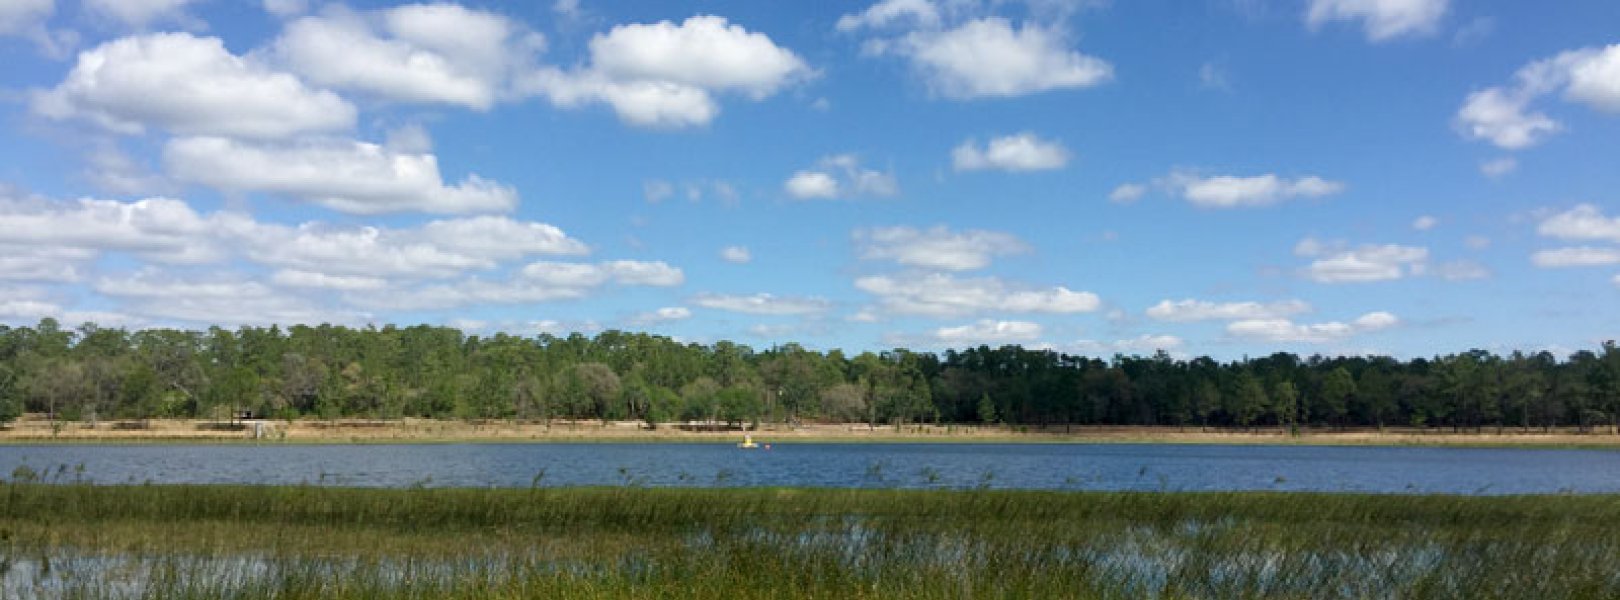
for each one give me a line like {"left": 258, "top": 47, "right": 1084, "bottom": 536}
{"left": 0, "top": 0, "right": 1617, "bottom": 359}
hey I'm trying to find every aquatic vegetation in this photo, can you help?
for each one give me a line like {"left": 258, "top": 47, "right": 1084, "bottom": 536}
{"left": 2, "top": 483, "right": 1618, "bottom": 598}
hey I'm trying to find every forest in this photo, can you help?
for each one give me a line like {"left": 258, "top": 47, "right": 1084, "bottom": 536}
{"left": 1, "top": 318, "right": 1618, "bottom": 433}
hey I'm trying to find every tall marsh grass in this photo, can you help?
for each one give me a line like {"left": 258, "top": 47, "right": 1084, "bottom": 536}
{"left": 2, "top": 484, "right": 1618, "bottom": 598}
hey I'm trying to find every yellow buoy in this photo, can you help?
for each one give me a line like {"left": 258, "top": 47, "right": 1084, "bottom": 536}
{"left": 738, "top": 434, "right": 758, "bottom": 449}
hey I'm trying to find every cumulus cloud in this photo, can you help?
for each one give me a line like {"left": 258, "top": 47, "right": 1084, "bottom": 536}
{"left": 1228, "top": 311, "right": 1399, "bottom": 344}
{"left": 1457, "top": 44, "right": 1620, "bottom": 150}
{"left": 692, "top": 293, "right": 832, "bottom": 316}
{"left": 0, "top": 0, "right": 53, "bottom": 35}
{"left": 33, "top": 33, "right": 355, "bottom": 139}
{"left": 1298, "top": 241, "right": 1429, "bottom": 283}
{"left": 1537, "top": 204, "right": 1620, "bottom": 243}
{"left": 1064, "top": 334, "right": 1186, "bottom": 355}
{"left": 720, "top": 246, "right": 752, "bottom": 264}
{"left": 1305, "top": 0, "right": 1448, "bottom": 41}
{"left": 1146, "top": 299, "right": 1311, "bottom": 322}
{"left": 0, "top": 0, "right": 71, "bottom": 55}
{"left": 1455, "top": 88, "right": 1561, "bottom": 150}
{"left": 784, "top": 171, "right": 839, "bottom": 200}
{"left": 1159, "top": 171, "right": 1345, "bottom": 208}
{"left": 855, "top": 225, "right": 1028, "bottom": 271}
{"left": 270, "top": 269, "right": 387, "bottom": 291}
{"left": 836, "top": 0, "right": 940, "bottom": 32}
{"left": 263, "top": 0, "right": 307, "bottom": 18}
{"left": 855, "top": 273, "right": 1099, "bottom": 318}
{"left": 1109, "top": 183, "right": 1145, "bottom": 204}
{"left": 95, "top": 270, "right": 344, "bottom": 326}
{"left": 523, "top": 15, "right": 811, "bottom": 127}
{"left": 348, "top": 260, "right": 683, "bottom": 311}
{"left": 0, "top": 248, "right": 90, "bottom": 282}
{"left": 932, "top": 319, "right": 1043, "bottom": 345}
{"left": 783, "top": 154, "right": 897, "bottom": 200}
{"left": 163, "top": 136, "right": 518, "bottom": 214}
{"left": 0, "top": 195, "right": 231, "bottom": 267}
{"left": 952, "top": 132, "right": 1069, "bottom": 172}
{"left": 1412, "top": 215, "right": 1438, "bottom": 231}
{"left": 1432, "top": 260, "right": 1491, "bottom": 281}
{"left": 242, "top": 216, "right": 587, "bottom": 281}
{"left": 268, "top": 3, "right": 545, "bottom": 110}
{"left": 857, "top": 15, "right": 1112, "bottom": 99}
{"left": 1530, "top": 247, "right": 1620, "bottom": 268}
{"left": 626, "top": 306, "right": 692, "bottom": 326}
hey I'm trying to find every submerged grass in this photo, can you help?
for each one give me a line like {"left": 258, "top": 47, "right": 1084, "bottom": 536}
{"left": 2, "top": 484, "right": 1618, "bottom": 598}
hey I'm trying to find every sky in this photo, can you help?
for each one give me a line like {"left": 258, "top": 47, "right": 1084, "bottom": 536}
{"left": 0, "top": 0, "right": 1617, "bottom": 360}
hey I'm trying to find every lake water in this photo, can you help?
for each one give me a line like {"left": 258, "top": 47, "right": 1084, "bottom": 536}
{"left": 2, "top": 443, "right": 1618, "bottom": 494}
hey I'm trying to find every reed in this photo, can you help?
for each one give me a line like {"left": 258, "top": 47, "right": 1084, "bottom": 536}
{"left": 3, "top": 484, "right": 1618, "bottom": 598}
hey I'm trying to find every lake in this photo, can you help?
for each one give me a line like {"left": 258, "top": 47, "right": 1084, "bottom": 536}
{"left": 3, "top": 443, "right": 1618, "bottom": 494}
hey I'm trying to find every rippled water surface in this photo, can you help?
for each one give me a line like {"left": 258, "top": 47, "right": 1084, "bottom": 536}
{"left": 3, "top": 442, "right": 1618, "bottom": 493}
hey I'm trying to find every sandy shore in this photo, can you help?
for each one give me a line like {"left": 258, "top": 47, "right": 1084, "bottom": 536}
{"left": 4, "top": 416, "right": 1619, "bottom": 447}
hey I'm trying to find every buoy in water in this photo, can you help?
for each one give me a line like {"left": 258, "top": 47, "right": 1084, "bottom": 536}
{"left": 738, "top": 434, "right": 759, "bottom": 449}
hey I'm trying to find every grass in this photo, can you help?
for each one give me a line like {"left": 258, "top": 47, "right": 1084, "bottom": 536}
{"left": 2, "top": 484, "right": 1620, "bottom": 598}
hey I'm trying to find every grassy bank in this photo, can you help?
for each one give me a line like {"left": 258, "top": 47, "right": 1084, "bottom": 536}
{"left": 7, "top": 416, "right": 1620, "bottom": 449}
{"left": 2, "top": 484, "right": 1619, "bottom": 598}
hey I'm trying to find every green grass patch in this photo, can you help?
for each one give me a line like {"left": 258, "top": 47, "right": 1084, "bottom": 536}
{"left": 2, "top": 484, "right": 1618, "bottom": 598}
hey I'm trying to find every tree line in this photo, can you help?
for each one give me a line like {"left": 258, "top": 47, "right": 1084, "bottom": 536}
{"left": 2, "top": 318, "right": 1618, "bottom": 433}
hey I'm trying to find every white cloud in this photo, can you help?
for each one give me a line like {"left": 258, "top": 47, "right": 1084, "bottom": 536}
{"left": 1303, "top": 243, "right": 1429, "bottom": 283}
{"left": 1412, "top": 215, "right": 1438, "bottom": 231}
{"left": 1161, "top": 172, "right": 1345, "bottom": 208}
{"left": 1109, "top": 183, "right": 1146, "bottom": 204}
{"left": 783, "top": 154, "right": 897, "bottom": 200}
{"left": 269, "top": 4, "right": 545, "bottom": 110}
{"left": 95, "top": 270, "right": 342, "bottom": 326}
{"left": 1455, "top": 88, "right": 1560, "bottom": 150}
{"left": 627, "top": 306, "right": 691, "bottom": 326}
{"left": 1480, "top": 157, "right": 1518, "bottom": 178}
{"left": 878, "top": 17, "right": 1112, "bottom": 99}
{"left": 1456, "top": 44, "right": 1620, "bottom": 150}
{"left": 1537, "top": 204, "right": 1620, "bottom": 243}
{"left": 0, "top": 248, "right": 89, "bottom": 282}
{"left": 0, "top": 195, "right": 229, "bottom": 266}
{"left": 524, "top": 15, "right": 811, "bottom": 127}
{"left": 1065, "top": 334, "right": 1186, "bottom": 355}
{"left": 692, "top": 293, "right": 831, "bottom": 316}
{"left": 1228, "top": 311, "right": 1398, "bottom": 344}
{"left": 1433, "top": 260, "right": 1491, "bottom": 281}
{"left": 263, "top": 0, "right": 306, "bottom": 18}
{"left": 855, "top": 225, "right": 1028, "bottom": 271}
{"left": 33, "top": 33, "right": 355, "bottom": 139}
{"left": 784, "top": 171, "right": 839, "bottom": 200}
{"left": 271, "top": 269, "right": 387, "bottom": 291}
{"left": 952, "top": 133, "right": 1069, "bottom": 172}
{"left": 241, "top": 216, "right": 587, "bottom": 281}
{"left": 1530, "top": 247, "right": 1620, "bottom": 268}
{"left": 855, "top": 273, "right": 1099, "bottom": 318}
{"left": 0, "top": 0, "right": 52, "bottom": 34}
{"left": 1146, "top": 299, "right": 1311, "bottom": 322}
{"left": 720, "top": 246, "right": 752, "bottom": 264}
{"left": 933, "top": 319, "right": 1043, "bottom": 345}
{"left": 836, "top": 0, "right": 940, "bottom": 32}
{"left": 164, "top": 136, "right": 518, "bottom": 214}
{"left": 348, "top": 260, "right": 682, "bottom": 312}
{"left": 0, "top": 0, "right": 71, "bottom": 57}
{"left": 1305, "top": 0, "right": 1448, "bottom": 42}
{"left": 84, "top": 0, "right": 203, "bottom": 29}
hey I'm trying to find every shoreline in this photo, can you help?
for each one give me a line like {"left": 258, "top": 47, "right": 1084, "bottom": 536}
{"left": 5, "top": 417, "right": 1620, "bottom": 449}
